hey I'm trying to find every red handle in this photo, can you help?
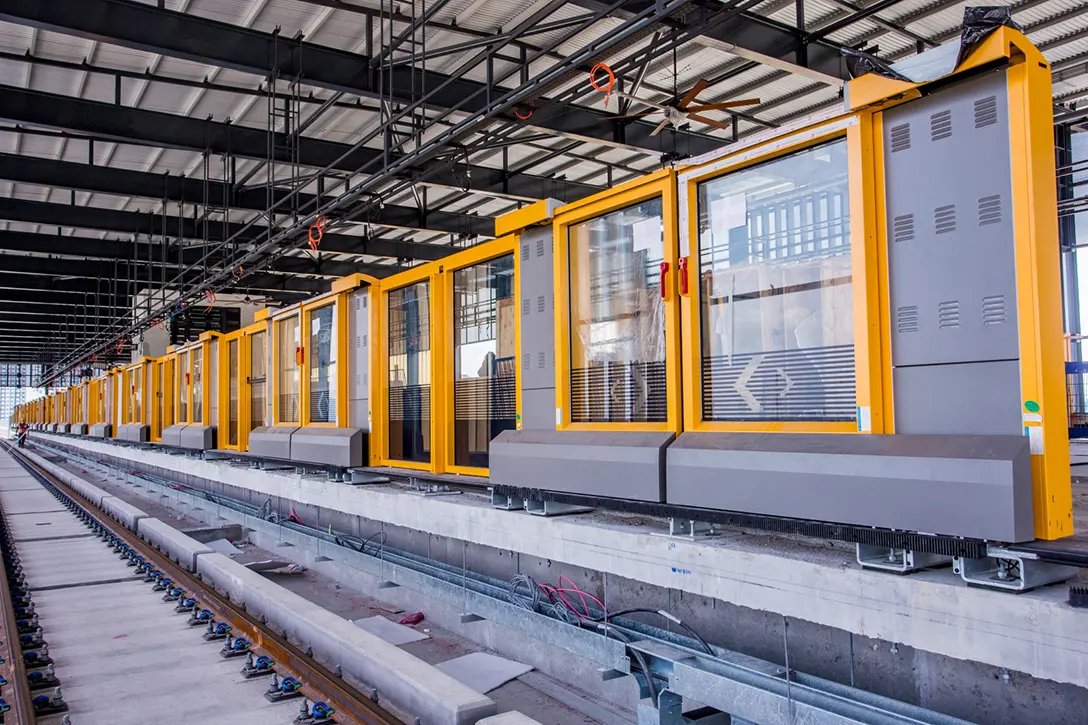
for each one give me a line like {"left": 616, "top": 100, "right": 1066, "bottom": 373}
{"left": 659, "top": 261, "right": 670, "bottom": 300}
{"left": 678, "top": 257, "right": 689, "bottom": 296}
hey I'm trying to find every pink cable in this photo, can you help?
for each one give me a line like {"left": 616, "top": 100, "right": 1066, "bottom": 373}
{"left": 536, "top": 577, "right": 608, "bottom": 620}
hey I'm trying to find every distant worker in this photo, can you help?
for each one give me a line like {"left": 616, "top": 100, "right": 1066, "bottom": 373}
{"left": 17, "top": 421, "right": 28, "bottom": 448}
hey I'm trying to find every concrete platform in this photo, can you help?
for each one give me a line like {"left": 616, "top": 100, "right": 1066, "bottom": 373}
{"left": 34, "top": 433, "right": 1088, "bottom": 698}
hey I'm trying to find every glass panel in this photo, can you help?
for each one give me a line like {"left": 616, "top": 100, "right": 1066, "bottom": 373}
{"left": 568, "top": 198, "right": 667, "bottom": 423}
{"left": 156, "top": 365, "right": 164, "bottom": 433}
{"left": 697, "top": 139, "right": 854, "bottom": 422}
{"left": 453, "top": 255, "right": 516, "bottom": 468}
{"left": 163, "top": 361, "right": 173, "bottom": 428}
{"left": 277, "top": 317, "right": 300, "bottom": 423}
{"left": 124, "top": 372, "right": 132, "bottom": 423}
{"left": 250, "top": 331, "right": 268, "bottom": 431}
{"left": 308, "top": 305, "right": 336, "bottom": 424}
{"left": 192, "top": 351, "right": 203, "bottom": 424}
{"left": 387, "top": 281, "right": 431, "bottom": 463}
{"left": 178, "top": 352, "right": 189, "bottom": 424}
{"left": 228, "top": 339, "right": 239, "bottom": 446}
{"left": 132, "top": 368, "right": 142, "bottom": 424}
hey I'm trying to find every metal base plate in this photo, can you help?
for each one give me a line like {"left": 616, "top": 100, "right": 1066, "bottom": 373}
{"left": 955, "top": 549, "right": 1078, "bottom": 592}
{"left": 857, "top": 544, "right": 953, "bottom": 574}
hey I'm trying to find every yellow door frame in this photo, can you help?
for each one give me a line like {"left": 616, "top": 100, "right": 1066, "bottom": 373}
{"left": 300, "top": 294, "right": 344, "bottom": 428}
{"left": 378, "top": 264, "right": 440, "bottom": 472}
{"left": 243, "top": 320, "right": 270, "bottom": 449}
{"left": 553, "top": 168, "right": 682, "bottom": 434}
{"left": 271, "top": 306, "right": 303, "bottom": 426}
{"left": 677, "top": 117, "right": 877, "bottom": 434}
{"left": 438, "top": 236, "right": 520, "bottom": 477}
{"left": 219, "top": 329, "right": 245, "bottom": 450}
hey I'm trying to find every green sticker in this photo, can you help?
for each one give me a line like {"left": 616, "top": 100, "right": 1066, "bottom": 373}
{"left": 1025, "top": 400, "right": 1040, "bottom": 413}
{"left": 516, "top": 414, "right": 522, "bottom": 421}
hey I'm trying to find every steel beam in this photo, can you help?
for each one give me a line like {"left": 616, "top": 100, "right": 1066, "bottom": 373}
{"left": 0, "top": 229, "right": 405, "bottom": 281}
{"left": 580, "top": 0, "right": 847, "bottom": 82}
{"left": 0, "top": 153, "right": 494, "bottom": 239}
{"left": 0, "top": 0, "right": 727, "bottom": 157}
{"left": 0, "top": 194, "right": 468, "bottom": 264}
{"left": 0, "top": 253, "right": 329, "bottom": 290}
{"left": 0, "top": 85, "right": 600, "bottom": 202}
{"left": 0, "top": 265, "right": 325, "bottom": 295}
{"left": 0, "top": 301, "right": 125, "bottom": 317}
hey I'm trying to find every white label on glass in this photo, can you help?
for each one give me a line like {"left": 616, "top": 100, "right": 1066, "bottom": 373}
{"left": 294, "top": 326, "right": 300, "bottom": 343}
{"left": 632, "top": 218, "right": 659, "bottom": 252}
{"left": 711, "top": 193, "right": 747, "bottom": 235}
{"left": 312, "top": 317, "right": 321, "bottom": 333}
{"left": 556, "top": 407, "right": 562, "bottom": 426}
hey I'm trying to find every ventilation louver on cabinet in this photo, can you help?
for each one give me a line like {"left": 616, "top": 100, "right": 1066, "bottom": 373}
{"left": 930, "top": 110, "right": 952, "bottom": 141}
{"left": 897, "top": 306, "right": 919, "bottom": 333}
{"left": 978, "top": 195, "right": 1002, "bottom": 226}
{"left": 982, "top": 296, "right": 1007, "bottom": 325}
{"left": 892, "top": 214, "right": 915, "bottom": 243}
{"left": 890, "top": 123, "right": 911, "bottom": 152}
{"left": 974, "top": 96, "right": 997, "bottom": 128}
{"left": 934, "top": 205, "right": 957, "bottom": 235}
{"left": 938, "top": 301, "right": 961, "bottom": 329}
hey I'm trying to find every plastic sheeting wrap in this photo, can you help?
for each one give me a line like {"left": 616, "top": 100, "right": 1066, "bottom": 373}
{"left": 843, "top": 6, "right": 1022, "bottom": 82}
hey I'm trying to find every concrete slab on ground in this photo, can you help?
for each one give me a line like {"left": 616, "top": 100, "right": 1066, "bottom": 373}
{"left": 0, "top": 487, "right": 66, "bottom": 514}
{"left": 437, "top": 652, "right": 534, "bottom": 694}
{"left": 3, "top": 509, "right": 90, "bottom": 541}
{"left": 353, "top": 615, "right": 431, "bottom": 645}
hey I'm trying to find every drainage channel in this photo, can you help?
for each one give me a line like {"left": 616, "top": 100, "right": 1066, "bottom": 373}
{"left": 0, "top": 443, "right": 398, "bottom": 725}
{"left": 38, "top": 439, "right": 979, "bottom": 725}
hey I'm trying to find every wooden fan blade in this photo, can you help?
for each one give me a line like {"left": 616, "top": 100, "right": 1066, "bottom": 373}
{"left": 650, "top": 118, "right": 671, "bottom": 136}
{"left": 686, "top": 113, "right": 732, "bottom": 131}
{"left": 616, "top": 94, "right": 671, "bottom": 113}
{"left": 677, "top": 79, "right": 709, "bottom": 109}
{"left": 686, "top": 99, "right": 761, "bottom": 112}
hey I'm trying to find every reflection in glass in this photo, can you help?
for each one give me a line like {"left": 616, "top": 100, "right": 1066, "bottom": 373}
{"left": 697, "top": 140, "right": 854, "bottom": 422}
{"left": 388, "top": 282, "right": 431, "bottom": 463}
{"left": 132, "top": 369, "right": 142, "bottom": 424}
{"left": 249, "top": 331, "right": 267, "bottom": 431}
{"left": 178, "top": 351, "right": 189, "bottom": 423}
{"left": 192, "top": 351, "right": 203, "bottom": 423}
{"left": 156, "top": 364, "right": 165, "bottom": 432}
{"left": 277, "top": 316, "right": 300, "bottom": 423}
{"left": 228, "top": 339, "right": 239, "bottom": 446}
{"left": 453, "top": 255, "right": 516, "bottom": 468}
{"left": 308, "top": 305, "right": 336, "bottom": 424}
{"left": 568, "top": 198, "right": 667, "bottom": 423}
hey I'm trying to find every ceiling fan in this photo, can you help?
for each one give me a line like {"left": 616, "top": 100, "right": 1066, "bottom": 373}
{"left": 612, "top": 79, "right": 759, "bottom": 136}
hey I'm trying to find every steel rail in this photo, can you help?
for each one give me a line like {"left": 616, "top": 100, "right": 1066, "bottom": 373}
{"left": 0, "top": 480, "right": 36, "bottom": 725}
{"left": 1, "top": 441, "right": 404, "bottom": 725}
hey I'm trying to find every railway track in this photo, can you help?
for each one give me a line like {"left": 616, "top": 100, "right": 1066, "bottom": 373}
{"left": 0, "top": 441, "right": 406, "bottom": 725}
